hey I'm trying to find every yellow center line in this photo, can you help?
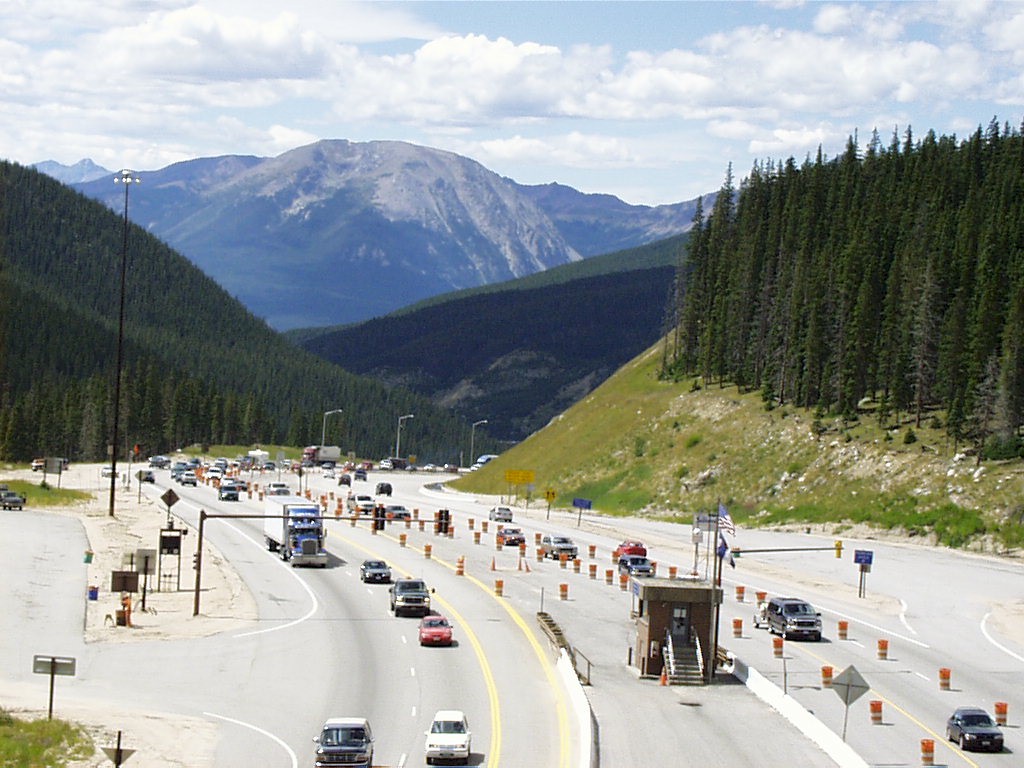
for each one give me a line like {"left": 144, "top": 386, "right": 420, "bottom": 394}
{"left": 789, "top": 643, "right": 980, "bottom": 768}
{"left": 336, "top": 524, "right": 571, "bottom": 768}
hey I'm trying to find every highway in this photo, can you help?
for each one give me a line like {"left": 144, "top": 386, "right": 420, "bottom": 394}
{"left": 4, "top": 463, "right": 1020, "bottom": 766}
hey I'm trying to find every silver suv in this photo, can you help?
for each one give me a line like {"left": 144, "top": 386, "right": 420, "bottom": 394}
{"left": 766, "top": 597, "right": 822, "bottom": 641}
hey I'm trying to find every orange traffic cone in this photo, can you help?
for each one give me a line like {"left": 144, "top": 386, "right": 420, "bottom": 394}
{"left": 524, "top": 559, "right": 531, "bottom": 573}
{"left": 490, "top": 557, "right": 496, "bottom": 571}
{"left": 660, "top": 667, "right": 668, "bottom": 686}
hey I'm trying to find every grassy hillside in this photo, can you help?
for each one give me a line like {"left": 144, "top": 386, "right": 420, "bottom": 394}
{"left": 454, "top": 342, "right": 1024, "bottom": 551}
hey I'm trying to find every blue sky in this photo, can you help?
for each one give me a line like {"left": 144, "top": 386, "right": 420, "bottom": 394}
{"left": 2, "top": 1, "right": 1022, "bottom": 205}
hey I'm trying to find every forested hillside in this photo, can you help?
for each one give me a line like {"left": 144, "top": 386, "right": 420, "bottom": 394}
{"left": 665, "top": 120, "right": 1024, "bottom": 459}
{"left": 0, "top": 162, "right": 491, "bottom": 464}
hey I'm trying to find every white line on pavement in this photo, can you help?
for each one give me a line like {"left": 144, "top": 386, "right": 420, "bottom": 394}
{"left": 981, "top": 612, "right": 1024, "bottom": 664}
{"left": 204, "top": 711, "right": 297, "bottom": 768}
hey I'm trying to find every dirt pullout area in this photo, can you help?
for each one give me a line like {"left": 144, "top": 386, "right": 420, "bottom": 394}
{"left": 1, "top": 463, "right": 258, "bottom": 767}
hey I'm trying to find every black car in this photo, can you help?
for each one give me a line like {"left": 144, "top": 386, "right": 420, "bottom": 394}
{"left": 375, "top": 482, "right": 392, "bottom": 496}
{"left": 218, "top": 483, "right": 240, "bottom": 501}
{"left": 338, "top": 473, "right": 352, "bottom": 486}
{"left": 354, "top": 468, "right": 368, "bottom": 481}
{"left": 389, "top": 578, "right": 432, "bottom": 617}
{"left": 360, "top": 559, "right": 392, "bottom": 583}
{"left": 946, "top": 706, "right": 1003, "bottom": 752}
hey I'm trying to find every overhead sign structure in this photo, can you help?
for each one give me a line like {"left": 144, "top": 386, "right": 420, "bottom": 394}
{"left": 33, "top": 655, "right": 76, "bottom": 720}
{"left": 831, "top": 664, "right": 870, "bottom": 740}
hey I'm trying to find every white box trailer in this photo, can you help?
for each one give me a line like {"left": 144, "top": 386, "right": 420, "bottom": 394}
{"left": 264, "top": 494, "right": 328, "bottom": 567}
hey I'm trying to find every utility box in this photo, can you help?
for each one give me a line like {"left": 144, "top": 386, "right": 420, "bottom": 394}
{"left": 630, "top": 578, "right": 722, "bottom": 683}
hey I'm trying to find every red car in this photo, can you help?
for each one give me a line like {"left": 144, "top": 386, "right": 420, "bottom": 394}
{"left": 419, "top": 615, "right": 453, "bottom": 647}
{"left": 613, "top": 540, "right": 647, "bottom": 559}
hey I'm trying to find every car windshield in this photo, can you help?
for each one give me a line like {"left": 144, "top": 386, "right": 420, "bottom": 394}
{"left": 431, "top": 720, "right": 465, "bottom": 734}
{"left": 423, "top": 618, "right": 448, "bottom": 628}
{"left": 783, "top": 603, "right": 815, "bottom": 615}
{"left": 321, "top": 727, "right": 367, "bottom": 746}
{"left": 554, "top": 537, "right": 571, "bottom": 544}
{"left": 399, "top": 581, "right": 425, "bottom": 592}
{"left": 364, "top": 561, "right": 385, "bottom": 569}
{"left": 961, "top": 713, "right": 995, "bottom": 727}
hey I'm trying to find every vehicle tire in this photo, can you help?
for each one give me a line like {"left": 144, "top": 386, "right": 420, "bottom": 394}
{"left": 814, "top": 632, "right": 821, "bottom": 642}
{"left": 959, "top": 734, "right": 967, "bottom": 750}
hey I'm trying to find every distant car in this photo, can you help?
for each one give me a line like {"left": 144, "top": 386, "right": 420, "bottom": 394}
{"left": 101, "top": 466, "right": 116, "bottom": 478}
{"left": 946, "top": 706, "right": 1003, "bottom": 752}
{"left": 1, "top": 490, "right": 26, "bottom": 510}
{"left": 419, "top": 615, "right": 454, "bottom": 646}
{"left": 389, "top": 578, "right": 432, "bottom": 617}
{"left": 31, "top": 458, "right": 46, "bottom": 472}
{"left": 613, "top": 540, "right": 647, "bottom": 559}
{"left": 765, "top": 597, "right": 822, "bottom": 641}
{"left": 349, "top": 495, "right": 374, "bottom": 514}
{"left": 540, "top": 535, "right": 578, "bottom": 560}
{"left": 379, "top": 458, "right": 394, "bottom": 470}
{"left": 170, "top": 462, "right": 188, "bottom": 480}
{"left": 354, "top": 468, "right": 368, "bottom": 481}
{"left": 180, "top": 471, "right": 197, "bottom": 487}
{"left": 443, "top": 464, "right": 460, "bottom": 473}
{"left": 262, "top": 461, "right": 276, "bottom": 471}
{"left": 385, "top": 504, "right": 411, "bottom": 520}
{"left": 424, "top": 710, "right": 471, "bottom": 765}
{"left": 338, "top": 473, "right": 352, "bottom": 487}
{"left": 618, "top": 555, "right": 654, "bottom": 577}
{"left": 496, "top": 527, "right": 525, "bottom": 547}
{"left": 488, "top": 506, "right": 513, "bottom": 522}
{"left": 322, "top": 467, "right": 336, "bottom": 479}
{"left": 148, "top": 455, "right": 170, "bottom": 468}
{"left": 313, "top": 717, "right": 374, "bottom": 768}
{"left": 138, "top": 469, "right": 156, "bottom": 483}
{"left": 360, "top": 559, "right": 392, "bottom": 583}
{"left": 375, "top": 482, "right": 392, "bottom": 496}
{"left": 218, "top": 482, "right": 240, "bottom": 501}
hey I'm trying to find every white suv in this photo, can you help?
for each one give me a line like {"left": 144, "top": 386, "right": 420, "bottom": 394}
{"left": 488, "top": 506, "right": 513, "bottom": 522}
{"left": 424, "top": 710, "right": 471, "bottom": 765}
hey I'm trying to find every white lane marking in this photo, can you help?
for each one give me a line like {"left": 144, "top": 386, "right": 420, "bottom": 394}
{"left": 411, "top": 706, "right": 417, "bottom": 718}
{"left": 398, "top": 753, "right": 407, "bottom": 767}
{"left": 401, "top": 635, "right": 407, "bottom": 644}
{"left": 849, "top": 641, "right": 865, "bottom": 649}
{"left": 222, "top": 519, "right": 320, "bottom": 639}
{"left": 410, "top": 666, "right": 416, "bottom": 677}
{"left": 981, "top": 612, "right": 1024, "bottom": 663}
{"left": 171, "top": 497, "right": 320, "bottom": 639}
{"left": 914, "top": 671, "right": 930, "bottom": 681}
{"left": 822, "top": 607, "right": 930, "bottom": 648}
{"left": 204, "top": 711, "right": 297, "bottom": 768}
{"left": 899, "top": 599, "right": 917, "bottom": 634}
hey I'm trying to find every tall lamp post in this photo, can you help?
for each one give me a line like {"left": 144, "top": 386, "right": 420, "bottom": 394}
{"left": 395, "top": 414, "right": 414, "bottom": 459}
{"left": 470, "top": 419, "right": 488, "bottom": 468}
{"left": 321, "top": 408, "right": 343, "bottom": 447}
{"left": 108, "top": 169, "right": 140, "bottom": 518}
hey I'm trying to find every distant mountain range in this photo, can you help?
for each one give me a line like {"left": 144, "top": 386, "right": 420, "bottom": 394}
{"left": 38, "top": 140, "right": 700, "bottom": 329}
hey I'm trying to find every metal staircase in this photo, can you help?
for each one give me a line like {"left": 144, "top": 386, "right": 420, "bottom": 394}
{"left": 663, "top": 630, "right": 706, "bottom": 686}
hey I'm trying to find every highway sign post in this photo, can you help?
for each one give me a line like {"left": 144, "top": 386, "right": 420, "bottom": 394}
{"left": 544, "top": 487, "right": 556, "bottom": 519}
{"left": 854, "top": 549, "right": 874, "bottom": 597}
{"left": 101, "top": 730, "right": 135, "bottom": 766}
{"left": 32, "top": 654, "right": 76, "bottom": 720}
{"left": 831, "top": 664, "right": 870, "bottom": 740}
{"left": 572, "top": 497, "right": 592, "bottom": 526}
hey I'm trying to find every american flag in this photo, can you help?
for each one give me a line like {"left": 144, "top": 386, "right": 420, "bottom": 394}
{"left": 718, "top": 502, "right": 736, "bottom": 535}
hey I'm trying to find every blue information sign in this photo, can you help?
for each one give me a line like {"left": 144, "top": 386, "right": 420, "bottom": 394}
{"left": 853, "top": 549, "right": 874, "bottom": 565}
{"left": 573, "top": 497, "right": 592, "bottom": 509}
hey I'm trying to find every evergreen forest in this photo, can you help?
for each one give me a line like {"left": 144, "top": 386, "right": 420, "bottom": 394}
{"left": 0, "top": 162, "right": 492, "bottom": 464}
{"left": 664, "top": 119, "right": 1024, "bottom": 461}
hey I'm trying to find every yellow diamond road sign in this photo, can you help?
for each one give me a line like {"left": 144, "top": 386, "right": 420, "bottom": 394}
{"left": 504, "top": 469, "right": 535, "bottom": 485}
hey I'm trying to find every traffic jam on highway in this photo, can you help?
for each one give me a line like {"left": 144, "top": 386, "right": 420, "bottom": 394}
{"left": 33, "top": 449, "right": 1021, "bottom": 767}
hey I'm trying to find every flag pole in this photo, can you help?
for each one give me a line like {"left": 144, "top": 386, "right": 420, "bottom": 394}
{"left": 709, "top": 503, "right": 722, "bottom": 683}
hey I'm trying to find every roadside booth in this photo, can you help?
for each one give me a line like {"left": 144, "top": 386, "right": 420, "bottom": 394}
{"left": 630, "top": 579, "right": 722, "bottom": 684}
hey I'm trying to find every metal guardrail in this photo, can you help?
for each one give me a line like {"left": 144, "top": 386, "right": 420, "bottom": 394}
{"left": 537, "top": 611, "right": 593, "bottom": 684}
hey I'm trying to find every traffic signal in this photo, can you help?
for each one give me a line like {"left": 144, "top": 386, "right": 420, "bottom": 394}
{"left": 834, "top": 540, "right": 843, "bottom": 558}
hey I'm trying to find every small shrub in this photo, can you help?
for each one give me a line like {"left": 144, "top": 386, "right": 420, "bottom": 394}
{"left": 903, "top": 428, "right": 917, "bottom": 445}
{"left": 685, "top": 434, "right": 702, "bottom": 449}
{"left": 633, "top": 437, "right": 646, "bottom": 458}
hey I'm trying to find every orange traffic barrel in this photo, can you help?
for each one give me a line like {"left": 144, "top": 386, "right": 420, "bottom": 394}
{"left": 821, "top": 665, "right": 833, "bottom": 687}
{"left": 619, "top": 573, "right": 629, "bottom": 591}
{"left": 772, "top": 636, "right": 783, "bottom": 658}
{"left": 995, "top": 701, "right": 1008, "bottom": 725}
{"left": 481, "top": 521, "right": 489, "bottom": 533}
{"left": 732, "top": 618, "right": 743, "bottom": 638}
{"left": 589, "top": 563, "right": 597, "bottom": 580}
{"left": 605, "top": 569, "right": 614, "bottom": 585}
{"left": 494, "top": 579, "right": 504, "bottom": 597}
{"left": 938, "top": 667, "right": 951, "bottom": 690}
{"left": 424, "top": 543, "right": 432, "bottom": 560}
{"left": 473, "top": 531, "right": 481, "bottom": 545}
{"left": 468, "top": 518, "right": 475, "bottom": 530}
{"left": 535, "top": 532, "right": 542, "bottom": 545}
{"left": 837, "top": 620, "right": 849, "bottom": 640}
{"left": 399, "top": 533, "right": 407, "bottom": 548}
{"left": 536, "top": 547, "right": 544, "bottom": 562}
{"left": 920, "top": 739, "right": 934, "bottom": 766}
{"left": 559, "top": 583, "right": 569, "bottom": 600}
{"left": 559, "top": 553, "right": 569, "bottom": 569}
{"left": 495, "top": 537, "right": 503, "bottom": 551}
{"left": 877, "top": 638, "right": 889, "bottom": 660}
{"left": 668, "top": 565, "right": 677, "bottom": 580}
{"left": 755, "top": 590, "right": 767, "bottom": 603}
{"left": 456, "top": 556, "right": 465, "bottom": 576}
{"left": 650, "top": 561, "right": 657, "bottom": 576}
{"left": 869, "top": 700, "right": 883, "bottom": 724}
{"left": 573, "top": 558, "right": 581, "bottom": 574}
{"left": 588, "top": 544, "right": 596, "bottom": 559}
{"left": 418, "top": 520, "right": 425, "bottom": 532}
{"left": 736, "top": 585, "right": 746, "bottom": 602}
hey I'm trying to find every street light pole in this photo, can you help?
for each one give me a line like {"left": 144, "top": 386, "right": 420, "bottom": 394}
{"left": 108, "top": 169, "right": 139, "bottom": 518}
{"left": 470, "top": 419, "right": 488, "bottom": 468}
{"left": 321, "top": 408, "right": 342, "bottom": 447}
{"left": 395, "top": 414, "right": 414, "bottom": 459}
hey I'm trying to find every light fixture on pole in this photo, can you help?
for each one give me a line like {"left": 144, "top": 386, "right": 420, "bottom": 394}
{"left": 321, "top": 409, "right": 342, "bottom": 447}
{"left": 108, "top": 169, "right": 139, "bottom": 518}
{"left": 470, "top": 419, "right": 488, "bottom": 467}
{"left": 395, "top": 414, "right": 414, "bottom": 459}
